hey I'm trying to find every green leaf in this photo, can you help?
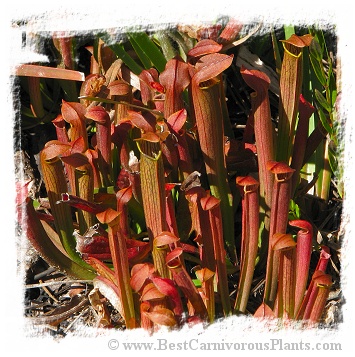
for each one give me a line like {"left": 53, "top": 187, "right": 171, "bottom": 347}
{"left": 33, "top": 199, "right": 41, "bottom": 209}
{"left": 94, "top": 186, "right": 116, "bottom": 194}
{"left": 309, "top": 38, "right": 323, "bottom": 62}
{"left": 309, "top": 53, "right": 327, "bottom": 87}
{"left": 315, "top": 88, "right": 332, "bottom": 113}
{"left": 127, "top": 32, "right": 167, "bottom": 73}
{"left": 288, "top": 199, "right": 301, "bottom": 220}
{"left": 39, "top": 80, "right": 56, "bottom": 108}
{"left": 327, "top": 61, "right": 338, "bottom": 107}
{"left": 284, "top": 25, "right": 295, "bottom": 40}
{"left": 153, "top": 31, "right": 177, "bottom": 62}
{"left": 21, "top": 105, "right": 36, "bottom": 118}
{"left": 316, "top": 107, "right": 333, "bottom": 135}
{"left": 21, "top": 106, "right": 43, "bottom": 129}
{"left": 313, "top": 29, "right": 328, "bottom": 58}
{"left": 328, "top": 145, "right": 338, "bottom": 174}
{"left": 106, "top": 42, "right": 143, "bottom": 75}
{"left": 166, "top": 31, "right": 193, "bottom": 61}
{"left": 192, "top": 278, "right": 202, "bottom": 288}
{"left": 93, "top": 37, "right": 100, "bottom": 67}
{"left": 302, "top": 48, "right": 313, "bottom": 103}
{"left": 128, "top": 33, "right": 154, "bottom": 69}
{"left": 271, "top": 27, "right": 282, "bottom": 73}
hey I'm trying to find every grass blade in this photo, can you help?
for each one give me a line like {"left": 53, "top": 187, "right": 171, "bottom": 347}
{"left": 128, "top": 32, "right": 167, "bottom": 73}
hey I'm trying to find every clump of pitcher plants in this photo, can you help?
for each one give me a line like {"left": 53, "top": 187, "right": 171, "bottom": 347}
{"left": 16, "top": 19, "right": 340, "bottom": 332}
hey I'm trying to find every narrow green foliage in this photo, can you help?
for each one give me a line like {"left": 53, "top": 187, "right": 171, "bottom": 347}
{"left": 105, "top": 41, "right": 143, "bottom": 75}
{"left": 153, "top": 31, "right": 179, "bottom": 61}
{"left": 283, "top": 25, "right": 295, "bottom": 41}
{"left": 128, "top": 32, "right": 167, "bottom": 73}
